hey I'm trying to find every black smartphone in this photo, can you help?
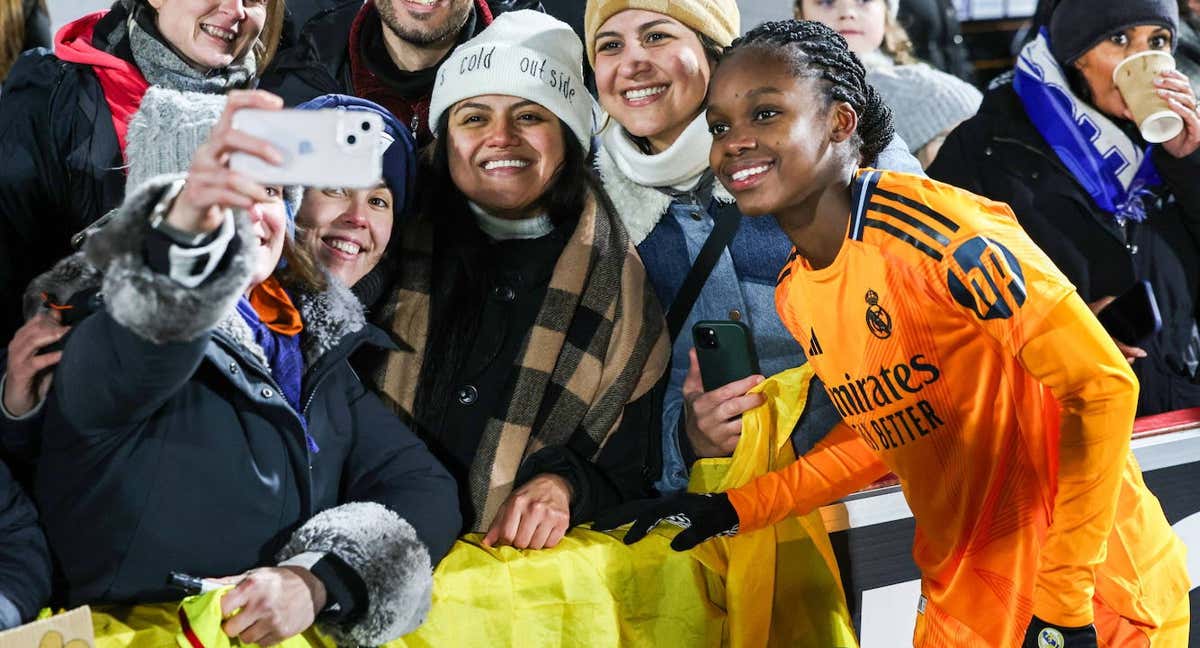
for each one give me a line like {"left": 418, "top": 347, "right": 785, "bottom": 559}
{"left": 692, "top": 320, "right": 761, "bottom": 392}
{"left": 1097, "top": 280, "right": 1162, "bottom": 347}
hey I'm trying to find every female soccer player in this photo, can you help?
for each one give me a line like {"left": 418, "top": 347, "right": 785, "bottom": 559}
{"left": 596, "top": 20, "right": 1190, "bottom": 648}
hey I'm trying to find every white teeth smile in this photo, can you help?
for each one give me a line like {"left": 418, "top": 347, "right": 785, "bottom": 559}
{"left": 731, "top": 165, "right": 771, "bottom": 182}
{"left": 624, "top": 86, "right": 667, "bottom": 101}
{"left": 200, "top": 23, "right": 236, "bottom": 42}
{"left": 410, "top": 0, "right": 438, "bottom": 5}
{"left": 483, "top": 159, "right": 530, "bottom": 170}
{"left": 326, "top": 239, "right": 361, "bottom": 255}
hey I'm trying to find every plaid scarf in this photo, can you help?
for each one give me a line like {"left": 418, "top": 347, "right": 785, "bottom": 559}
{"left": 373, "top": 189, "right": 669, "bottom": 530}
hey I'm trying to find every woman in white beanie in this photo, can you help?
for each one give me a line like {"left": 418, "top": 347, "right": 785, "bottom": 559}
{"left": 584, "top": 0, "right": 922, "bottom": 498}
{"left": 367, "top": 10, "right": 669, "bottom": 550}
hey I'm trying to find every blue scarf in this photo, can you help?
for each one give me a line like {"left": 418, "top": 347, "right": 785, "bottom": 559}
{"left": 1013, "top": 31, "right": 1162, "bottom": 223}
{"left": 235, "top": 296, "right": 318, "bottom": 453}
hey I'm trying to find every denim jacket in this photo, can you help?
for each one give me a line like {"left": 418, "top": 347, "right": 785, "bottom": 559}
{"left": 596, "top": 135, "right": 925, "bottom": 493}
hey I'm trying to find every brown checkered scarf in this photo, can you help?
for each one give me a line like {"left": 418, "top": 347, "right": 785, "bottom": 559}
{"left": 372, "top": 188, "right": 669, "bottom": 530}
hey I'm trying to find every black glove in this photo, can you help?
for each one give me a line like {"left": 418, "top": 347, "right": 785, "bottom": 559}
{"left": 1021, "top": 616, "right": 1097, "bottom": 648}
{"left": 590, "top": 492, "right": 740, "bottom": 551}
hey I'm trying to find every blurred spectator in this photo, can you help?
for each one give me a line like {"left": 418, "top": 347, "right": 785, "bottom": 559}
{"left": 795, "top": 0, "right": 917, "bottom": 68}
{"left": 897, "top": 0, "right": 976, "bottom": 82}
{"left": 0, "top": 0, "right": 285, "bottom": 344}
{"left": 868, "top": 62, "right": 982, "bottom": 167}
{"left": 799, "top": 0, "right": 979, "bottom": 169}
{"left": 259, "top": 0, "right": 541, "bottom": 146}
{"left": 0, "top": 0, "right": 49, "bottom": 82}
{"left": 930, "top": 0, "right": 1200, "bottom": 416}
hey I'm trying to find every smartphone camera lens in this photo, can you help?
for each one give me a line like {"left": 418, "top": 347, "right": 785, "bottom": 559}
{"left": 346, "top": 134, "right": 357, "bottom": 145}
{"left": 698, "top": 327, "right": 719, "bottom": 349}
{"left": 360, "top": 120, "right": 371, "bottom": 132}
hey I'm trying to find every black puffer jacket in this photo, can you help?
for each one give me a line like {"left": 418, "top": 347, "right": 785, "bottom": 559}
{"left": 33, "top": 177, "right": 460, "bottom": 645}
{"left": 0, "top": 33, "right": 126, "bottom": 343}
{"left": 929, "top": 80, "right": 1200, "bottom": 416}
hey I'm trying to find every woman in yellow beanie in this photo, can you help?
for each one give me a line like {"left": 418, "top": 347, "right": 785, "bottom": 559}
{"left": 583, "top": 0, "right": 922, "bottom": 498}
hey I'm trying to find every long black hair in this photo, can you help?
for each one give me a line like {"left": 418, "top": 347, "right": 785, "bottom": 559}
{"left": 410, "top": 113, "right": 601, "bottom": 437}
{"left": 723, "top": 20, "right": 896, "bottom": 165}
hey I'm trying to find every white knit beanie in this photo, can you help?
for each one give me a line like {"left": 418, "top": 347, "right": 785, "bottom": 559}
{"left": 430, "top": 10, "right": 595, "bottom": 152}
{"left": 867, "top": 63, "right": 982, "bottom": 154}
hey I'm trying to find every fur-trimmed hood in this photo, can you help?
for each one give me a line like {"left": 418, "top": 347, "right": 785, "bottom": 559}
{"left": 593, "top": 144, "right": 736, "bottom": 246}
{"left": 24, "top": 176, "right": 368, "bottom": 371}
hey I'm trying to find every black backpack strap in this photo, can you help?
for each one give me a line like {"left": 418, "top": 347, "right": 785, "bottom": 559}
{"left": 665, "top": 204, "right": 742, "bottom": 342}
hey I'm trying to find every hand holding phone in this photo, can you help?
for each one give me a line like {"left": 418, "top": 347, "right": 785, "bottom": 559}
{"left": 167, "top": 90, "right": 286, "bottom": 236}
{"left": 683, "top": 321, "right": 765, "bottom": 458}
{"left": 692, "top": 321, "right": 761, "bottom": 391}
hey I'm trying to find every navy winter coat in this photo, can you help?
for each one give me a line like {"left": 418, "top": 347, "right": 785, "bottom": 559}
{"left": 33, "top": 178, "right": 460, "bottom": 645}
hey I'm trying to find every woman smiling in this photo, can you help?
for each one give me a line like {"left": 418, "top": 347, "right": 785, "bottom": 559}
{"left": 368, "top": 11, "right": 669, "bottom": 549}
{"left": 584, "top": 0, "right": 922, "bottom": 496}
{"left": 0, "top": 0, "right": 284, "bottom": 342}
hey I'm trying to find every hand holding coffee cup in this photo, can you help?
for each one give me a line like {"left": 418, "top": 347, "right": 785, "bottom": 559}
{"left": 1113, "top": 51, "right": 1200, "bottom": 157}
{"left": 1113, "top": 51, "right": 1183, "bottom": 143}
{"left": 1153, "top": 68, "right": 1200, "bottom": 159}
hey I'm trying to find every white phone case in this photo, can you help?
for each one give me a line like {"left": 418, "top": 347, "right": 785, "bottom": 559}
{"left": 229, "top": 108, "right": 385, "bottom": 189}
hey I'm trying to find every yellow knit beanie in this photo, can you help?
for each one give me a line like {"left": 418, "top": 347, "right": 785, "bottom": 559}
{"left": 584, "top": 0, "right": 741, "bottom": 66}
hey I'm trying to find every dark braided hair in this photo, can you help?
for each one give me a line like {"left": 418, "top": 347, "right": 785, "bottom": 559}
{"left": 724, "top": 20, "right": 895, "bottom": 165}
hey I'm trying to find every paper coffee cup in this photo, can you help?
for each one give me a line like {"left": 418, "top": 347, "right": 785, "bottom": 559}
{"left": 1113, "top": 50, "right": 1184, "bottom": 144}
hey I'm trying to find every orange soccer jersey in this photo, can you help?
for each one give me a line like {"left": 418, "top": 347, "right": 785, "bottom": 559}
{"left": 726, "top": 170, "right": 1189, "bottom": 646}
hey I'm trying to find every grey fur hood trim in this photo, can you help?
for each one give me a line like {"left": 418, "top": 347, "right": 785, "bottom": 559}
{"left": 295, "top": 277, "right": 365, "bottom": 368}
{"left": 83, "top": 174, "right": 254, "bottom": 344}
{"left": 277, "top": 501, "right": 433, "bottom": 645}
{"left": 594, "top": 145, "right": 735, "bottom": 246}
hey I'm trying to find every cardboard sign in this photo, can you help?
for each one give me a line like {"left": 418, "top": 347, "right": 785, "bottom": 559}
{"left": 0, "top": 607, "right": 94, "bottom": 648}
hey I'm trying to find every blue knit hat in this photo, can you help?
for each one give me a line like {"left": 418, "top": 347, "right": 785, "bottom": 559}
{"left": 294, "top": 94, "right": 418, "bottom": 224}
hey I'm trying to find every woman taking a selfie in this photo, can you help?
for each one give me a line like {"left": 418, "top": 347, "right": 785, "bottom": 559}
{"left": 368, "top": 10, "right": 669, "bottom": 549}
{"left": 28, "top": 89, "right": 459, "bottom": 646}
{"left": 0, "top": 0, "right": 284, "bottom": 342}
{"left": 929, "top": 0, "right": 1200, "bottom": 415}
{"left": 583, "top": 0, "right": 921, "bottom": 495}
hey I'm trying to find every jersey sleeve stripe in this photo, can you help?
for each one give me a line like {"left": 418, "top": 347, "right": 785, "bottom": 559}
{"left": 872, "top": 186, "right": 961, "bottom": 233}
{"left": 849, "top": 170, "right": 883, "bottom": 241}
{"left": 867, "top": 201, "right": 953, "bottom": 246}
{"left": 863, "top": 218, "right": 945, "bottom": 261}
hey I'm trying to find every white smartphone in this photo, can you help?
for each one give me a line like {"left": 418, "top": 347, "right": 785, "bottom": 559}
{"left": 229, "top": 108, "right": 385, "bottom": 189}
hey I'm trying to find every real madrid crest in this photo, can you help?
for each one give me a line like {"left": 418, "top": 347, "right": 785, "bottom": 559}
{"left": 865, "top": 289, "right": 892, "bottom": 339}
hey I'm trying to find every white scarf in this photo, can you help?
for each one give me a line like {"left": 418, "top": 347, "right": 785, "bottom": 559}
{"left": 600, "top": 113, "right": 713, "bottom": 191}
{"left": 469, "top": 202, "right": 555, "bottom": 240}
